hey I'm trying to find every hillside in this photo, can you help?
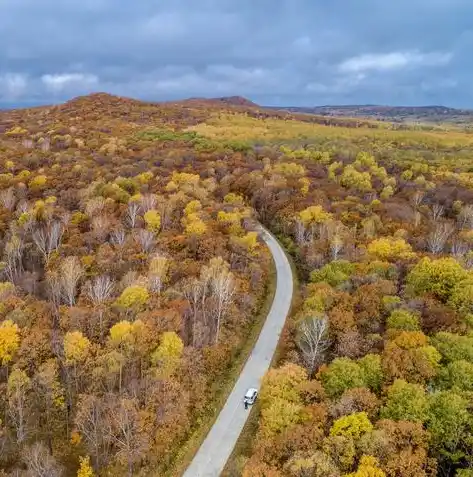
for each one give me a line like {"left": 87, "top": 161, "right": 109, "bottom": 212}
{"left": 1, "top": 93, "right": 473, "bottom": 477}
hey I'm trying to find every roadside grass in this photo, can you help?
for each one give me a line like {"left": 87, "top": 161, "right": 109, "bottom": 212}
{"left": 160, "top": 245, "right": 278, "bottom": 477}
{"left": 222, "top": 233, "right": 301, "bottom": 477}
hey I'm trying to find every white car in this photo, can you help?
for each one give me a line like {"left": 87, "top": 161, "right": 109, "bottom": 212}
{"left": 243, "top": 388, "right": 258, "bottom": 406}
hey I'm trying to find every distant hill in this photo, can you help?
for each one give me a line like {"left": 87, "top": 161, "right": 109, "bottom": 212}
{"left": 269, "top": 104, "right": 473, "bottom": 124}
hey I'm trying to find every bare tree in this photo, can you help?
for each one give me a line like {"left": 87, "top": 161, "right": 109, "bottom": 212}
{"left": 294, "top": 219, "right": 307, "bottom": 245}
{"left": 330, "top": 235, "right": 344, "bottom": 260}
{"left": 411, "top": 191, "right": 425, "bottom": 208}
{"left": 86, "top": 275, "right": 115, "bottom": 337}
{"left": 431, "top": 203, "right": 445, "bottom": 221}
{"left": 108, "top": 398, "right": 149, "bottom": 477}
{"left": 427, "top": 221, "right": 454, "bottom": 254}
{"left": 210, "top": 268, "right": 235, "bottom": 345}
{"left": 134, "top": 229, "right": 155, "bottom": 254}
{"left": 32, "top": 221, "right": 64, "bottom": 264}
{"left": 451, "top": 241, "right": 470, "bottom": 259}
{"left": 126, "top": 202, "right": 140, "bottom": 228}
{"left": 139, "top": 194, "right": 157, "bottom": 213}
{"left": 92, "top": 215, "right": 111, "bottom": 241}
{"left": 457, "top": 204, "right": 473, "bottom": 230}
{"left": 0, "top": 187, "right": 16, "bottom": 211}
{"left": 7, "top": 370, "right": 31, "bottom": 445}
{"left": 75, "top": 394, "right": 111, "bottom": 470}
{"left": 110, "top": 228, "right": 126, "bottom": 247}
{"left": 183, "top": 278, "right": 206, "bottom": 347}
{"left": 296, "top": 315, "right": 329, "bottom": 377}
{"left": 85, "top": 196, "right": 105, "bottom": 218}
{"left": 22, "top": 442, "right": 63, "bottom": 477}
{"left": 60, "top": 256, "right": 84, "bottom": 306}
{"left": 3, "top": 234, "right": 24, "bottom": 282}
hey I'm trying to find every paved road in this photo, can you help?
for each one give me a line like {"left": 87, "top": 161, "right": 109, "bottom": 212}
{"left": 182, "top": 227, "right": 293, "bottom": 477}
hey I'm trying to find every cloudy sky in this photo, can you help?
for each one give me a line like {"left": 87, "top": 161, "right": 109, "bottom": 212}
{"left": 1, "top": 0, "right": 472, "bottom": 108}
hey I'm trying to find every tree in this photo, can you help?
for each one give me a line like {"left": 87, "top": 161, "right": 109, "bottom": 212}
{"left": 108, "top": 398, "right": 150, "bottom": 477}
{"left": 386, "top": 309, "right": 420, "bottom": 331}
{"left": 346, "top": 455, "right": 385, "bottom": 477}
{"left": 380, "top": 380, "right": 428, "bottom": 422}
{"left": 427, "top": 221, "right": 454, "bottom": 255}
{"left": 7, "top": 368, "right": 31, "bottom": 445}
{"left": 0, "top": 319, "right": 20, "bottom": 367}
{"left": 134, "top": 228, "right": 155, "bottom": 253}
{"left": 126, "top": 202, "right": 140, "bottom": 228}
{"left": 85, "top": 275, "right": 114, "bottom": 337}
{"left": 259, "top": 363, "right": 307, "bottom": 408}
{"left": 367, "top": 237, "right": 414, "bottom": 262}
{"left": 330, "top": 412, "right": 373, "bottom": 440}
{"left": 22, "top": 441, "right": 63, "bottom": 477}
{"left": 32, "top": 221, "right": 64, "bottom": 263}
{"left": 439, "top": 360, "right": 473, "bottom": 391}
{"left": 115, "top": 286, "right": 149, "bottom": 314}
{"left": 201, "top": 257, "right": 235, "bottom": 344}
{"left": 296, "top": 315, "right": 329, "bottom": 376}
{"left": 60, "top": 256, "right": 84, "bottom": 306}
{"left": 310, "top": 260, "right": 355, "bottom": 287}
{"left": 143, "top": 209, "right": 161, "bottom": 233}
{"left": 64, "top": 331, "right": 91, "bottom": 365}
{"left": 427, "top": 391, "right": 469, "bottom": 466}
{"left": 431, "top": 332, "right": 473, "bottom": 363}
{"left": 74, "top": 394, "right": 110, "bottom": 469}
{"left": 151, "top": 331, "right": 184, "bottom": 375}
{"left": 148, "top": 254, "right": 169, "bottom": 295}
{"left": 299, "top": 205, "right": 332, "bottom": 227}
{"left": 382, "top": 331, "right": 441, "bottom": 383}
{"left": 77, "top": 456, "right": 95, "bottom": 477}
{"left": 260, "top": 397, "right": 306, "bottom": 438}
{"left": 319, "top": 358, "right": 366, "bottom": 398}
{"left": 406, "top": 257, "right": 469, "bottom": 302}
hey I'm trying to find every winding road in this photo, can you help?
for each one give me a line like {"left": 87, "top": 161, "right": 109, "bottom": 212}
{"left": 182, "top": 227, "right": 293, "bottom": 477}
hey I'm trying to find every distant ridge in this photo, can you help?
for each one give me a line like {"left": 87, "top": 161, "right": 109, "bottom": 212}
{"left": 269, "top": 104, "right": 473, "bottom": 124}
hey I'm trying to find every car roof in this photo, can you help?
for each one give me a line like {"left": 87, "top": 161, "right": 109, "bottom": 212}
{"left": 245, "top": 388, "right": 258, "bottom": 396}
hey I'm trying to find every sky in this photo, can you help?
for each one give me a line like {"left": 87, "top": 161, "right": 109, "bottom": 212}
{"left": 1, "top": 0, "right": 472, "bottom": 108}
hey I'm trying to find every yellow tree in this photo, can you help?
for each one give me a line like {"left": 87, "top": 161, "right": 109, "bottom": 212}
{"left": 0, "top": 319, "right": 20, "bottom": 367}
{"left": 151, "top": 331, "right": 184, "bottom": 375}
{"left": 77, "top": 456, "right": 94, "bottom": 477}
{"left": 143, "top": 210, "right": 161, "bottom": 233}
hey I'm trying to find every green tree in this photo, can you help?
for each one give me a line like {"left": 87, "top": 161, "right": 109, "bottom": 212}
{"left": 386, "top": 309, "right": 420, "bottom": 331}
{"left": 310, "top": 260, "right": 355, "bottom": 287}
{"left": 319, "top": 358, "right": 365, "bottom": 398}
{"left": 381, "top": 379, "right": 428, "bottom": 422}
{"left": 431, "top": 332, "right": 473, "bottom": 363}
{"left": 406, "top": 257, "right": 469, "bottom": 302}
{"left": 438, "top": 360, "right": 473, "bottom": 391}
{"left": 427, "top": 391, "right": 470, "bottom": 463}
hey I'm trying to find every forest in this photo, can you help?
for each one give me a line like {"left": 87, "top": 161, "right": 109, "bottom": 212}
{"left": 1, "top": 93, "right": 473, "bottom": 477}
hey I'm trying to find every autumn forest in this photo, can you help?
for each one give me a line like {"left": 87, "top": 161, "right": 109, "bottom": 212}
{"left": 1, "top": 93, "right": 473, "bottom": 477}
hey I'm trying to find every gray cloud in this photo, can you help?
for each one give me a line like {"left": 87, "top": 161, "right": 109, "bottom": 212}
{"left": 0, "top": 0, "right": 472, "bottom": 107}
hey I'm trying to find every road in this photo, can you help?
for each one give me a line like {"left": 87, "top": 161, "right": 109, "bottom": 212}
{"left": 182, "top": 227, "right": 293, "bottom": 477}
